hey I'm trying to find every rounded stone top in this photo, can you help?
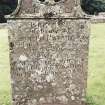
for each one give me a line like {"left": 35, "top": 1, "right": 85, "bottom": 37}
{"left": 7, "top": 0, "right": 90, "bottom": 18}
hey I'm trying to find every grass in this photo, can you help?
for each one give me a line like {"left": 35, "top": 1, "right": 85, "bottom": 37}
{"left": 0, "top": 23, "right": 105, "bottom": 105}
{"left": 0, "top": 29, "right": 12, "bottom": 105}
{"left": 87, "top": 23, "right": 105, "bottom": 105}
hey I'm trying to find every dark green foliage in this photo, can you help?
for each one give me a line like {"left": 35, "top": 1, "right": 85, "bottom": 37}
{"left": 0, "top": 0, "right": 17, "bottom": 23}
{"left": 0, "top": 0, "right": 17, "bottom": 15}
{"left": 81, "top": 0, "right": 105, "bottom": 15}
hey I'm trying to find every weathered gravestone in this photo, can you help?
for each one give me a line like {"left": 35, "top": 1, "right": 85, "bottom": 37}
{"left": 7, "top": 0, "right": 90, "bottom": 105}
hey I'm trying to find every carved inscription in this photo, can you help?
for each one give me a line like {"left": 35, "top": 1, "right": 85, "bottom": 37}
{"left": 8, "top": 19, "right": 89, "bottom": 105}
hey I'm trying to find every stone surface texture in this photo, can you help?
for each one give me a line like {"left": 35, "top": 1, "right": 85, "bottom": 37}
{"left": 7, "top": 0, "right": 90, "bottom": 105}
{"left": 12, "top": 0, "right": 87, "bottom": 18}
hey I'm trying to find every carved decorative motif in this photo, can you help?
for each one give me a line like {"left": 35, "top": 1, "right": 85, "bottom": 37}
{"left": 7, "top": 0, "right": 88, "bottom": 18}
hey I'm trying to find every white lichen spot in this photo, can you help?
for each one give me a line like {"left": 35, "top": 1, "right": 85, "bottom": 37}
{"left": 55, "top": 57, "right": 61, "bottom": 63}
{"left": 31, "top": 99, "right": 37, "bottom": 105}
{"left": 39, "top": 33, "right": 44, "bottom": 39}
{"left": 46, "top": 74, "right": 54, "bottom": 82}
{"left": 31, "top": 74, "right": 35, "bottom": 78}
{"left": 64, "top": 60, "right": 69, "bottom": 67}
{"left": 15, "top": 87, "right": 19, "bottom": 91}
{"left": 19, "top": 55, "right": 28, "bottom": 61}
{"left": 37, "top": 85, "right": 43, "bottom": 89}
{"left": 82, "top": 89, "right": 85, "bottom": 97}
{"left": 51, "top": 82, "right": 56, "bottom": 87}
{"left": 56, "top": 95, "right": 68, "bottom": 104}
{"left": 36, "top": 70, "right": 42, "bottom": 75}
{"left": 11, "top": 79, "right": 15, "bottom": 84}
{"left": 71, "top": 96, "right": 75, "bottom": 100}
{"left": 39, "top": 97, "right": 45, "bottom": 103}
{"left": 70, "top": 84, "right": 76, "bottom": 90}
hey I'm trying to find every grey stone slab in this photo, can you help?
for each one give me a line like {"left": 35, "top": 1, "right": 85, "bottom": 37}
{"left": 8, "top": 19, "right": 90, "bottom": 105}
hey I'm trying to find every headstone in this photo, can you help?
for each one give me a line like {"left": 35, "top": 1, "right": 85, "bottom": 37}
{"left": 7, "top": 0, "right": 90, "bottom": 105}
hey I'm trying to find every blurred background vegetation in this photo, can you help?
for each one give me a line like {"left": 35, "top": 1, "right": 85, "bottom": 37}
{"left": 0, "top": 0, "right": 17, "bottom": 15}
{"left": 0, "top": 0, "right": 17, "bottom": 23}
{"left": 81, "top": 0, "right": 105, "bottom": 15}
